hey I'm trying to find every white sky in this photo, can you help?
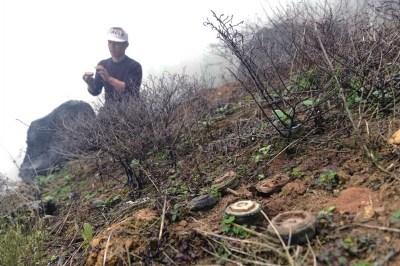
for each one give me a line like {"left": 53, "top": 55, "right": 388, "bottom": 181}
{"left": 0, "top": 0, "right": 289, "bottom": 180}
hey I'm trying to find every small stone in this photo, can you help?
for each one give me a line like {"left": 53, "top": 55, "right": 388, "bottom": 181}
{"left": 178, "top": 220, "right": 188, "bottom": 227}
{"left": 378, "top": 216, "right": 386, "bottom": 224}
{"left": 355, "top": 205, "right": 375, "bottom": 222}
{"left": 388, "top": 129, "right": 400, "bottom": 144}
{"left": 375, "top": 206, "right": 385, "bottom": 214}
{"left": 92, "top": 199, "right": 105, "bottom": 208}
{"left": 43, "top": 215, "right": 56, "bottom": 221}
{"left": 167, "top": 168, "right": 176, "bottom": 175}
{"left": 363, "top": 205, "right": 375, "bottom": 218}
{"left": 281, "top": 181, "right": 306, "bottom": 196}
{"left": 69, "top": 192, "right": 80, "bottom": 201}
{"left": 337, "top": 170, "right": 351, "bottom": 183}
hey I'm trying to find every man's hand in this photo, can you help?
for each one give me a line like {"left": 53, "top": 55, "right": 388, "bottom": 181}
{"left": 96, "top": 65, "right": 126, "bottom": 93}
{"left": 96, "top": 65, "right": 110, "bottom": 82}
{"left": 82, "top": 72, "right": 94, "bottom": 84}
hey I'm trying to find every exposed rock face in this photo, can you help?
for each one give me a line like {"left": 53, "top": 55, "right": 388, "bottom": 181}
{"left": 19, "top": 100, "right": 95, "bottom": 180}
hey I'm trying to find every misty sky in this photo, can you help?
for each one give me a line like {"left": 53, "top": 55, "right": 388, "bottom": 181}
{"left": 0, "top": 0, "right": 291, "bottom": 180}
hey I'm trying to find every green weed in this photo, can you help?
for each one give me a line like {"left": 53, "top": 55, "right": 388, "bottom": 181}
{"left": 0, "top": 221, "right": 46, "bottom": 265}
{"left": 318, "top": 206, "right": 336, "bottom": 220}
{"left": 43, "top": 184, "right": 71, "bottom": 200}
{"left": 290, "top": 167, "right": 305, "bottom": 178}
{"left": 352, "top": 262, "right": 372, "bottom": 266}
{"left": 318, "top": 170, "right": 339, "bottom": 190}
{"left": 390, "top": 210, "right": 400, "bottom": 224}
{"left": 294, "top": 69, "right": 317, "bottom": 91}
{"left": 82, "top": 222, "right": 93, "bottom": 249}
{"left": 170, "top": 204, "right": 182, "bottom": 222}
{"left": 253, "top": 145, "right": 272, "bottom": 163}
{"left": 221, "top": 215, "right": 248, "bottom": 238}
{"left": 273, "top": 109, "right": 294, "bottom": 127}
{"left": 302, "top": 98, "right": 319, "bottom": 107}
{"left": 36, "top": 169, "right": 71, "bottom": 187}
{"left": 209, "top": 186, "right": 221, "bottom": 198}
{"left": 166, "top": 181, "right": 189, "bottom": 197}
{"left": 257, "top": 174, "right": 265, "bottom": 180}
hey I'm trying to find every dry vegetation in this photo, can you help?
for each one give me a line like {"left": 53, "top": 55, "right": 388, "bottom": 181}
{"left": 1, "top": 0, "right": 400, "bottom": 265}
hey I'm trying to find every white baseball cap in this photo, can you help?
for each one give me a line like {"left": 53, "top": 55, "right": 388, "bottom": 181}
{"left": 107, "top": 27, "right": 128, "bottom": 42}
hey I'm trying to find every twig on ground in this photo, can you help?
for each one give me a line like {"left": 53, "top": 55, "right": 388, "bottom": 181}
{"left": 67, "top": 223, "right": 78, "bottom": 247}
{"left": 103, "top": 230, "right": 113, "bottom": 266}
{"left": 139, "top": 166, "right": 161, "bottom": 193}
{"left": 232, "top": 223, "right": 279, "bottom": 243}
{"left": 125, "top": 245, "right": 132, "bottom": 266}
{"left": 61, "top": 243, "right": 83, "bottom": 266}
{"left": 159, "top": 196, "right": 167, "bottom": 241}
{"left": 200, "top": 246, "right": 243, "bottom": 266}
{"left": 194, "top": 228, "right": 286, "bottom": 259}
{"left": 265, "top": 129, "right": 316, "bottom": 168}
{"left": 260, "top": 210, "right": 295, "bottom": 266}
{"left": 226, "top": 188, "right": 240, "bottom": 196}
{"left": 162, "top": 251, "right": 177, "bottom": 266}
{"left": 338, "top": 223, "right": 400, "bottom": 233}
{"left": 53, "top": 204, "right": 73, "bottom": 235}
{"left": 307, "top": 237, "right": 317, "bottom": 266}
{"left": 374, "top": 249, "right": 399, "bottom": 266}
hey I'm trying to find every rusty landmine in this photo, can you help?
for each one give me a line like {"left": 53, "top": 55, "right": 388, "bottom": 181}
{"left": 267, "top": 210, "right": 316, "bottom": 245}
{"left": 212, "top": 170, "right": 239, "bottom": 192}
{"left": 225, "top": 200, "right": 262, "bottom": 224}
{"left": 255, "top": 174, "right": 291, "bottom": 196}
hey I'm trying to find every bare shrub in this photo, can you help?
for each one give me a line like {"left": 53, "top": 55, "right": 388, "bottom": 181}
{"left": 205, "top": 0, "right": 400, "bottom": 138}
{"left": 59, "top": 73, "right": 209, "bottom": 191}
{"left": 144, "top": 73, "right": 208, "bottom": 155}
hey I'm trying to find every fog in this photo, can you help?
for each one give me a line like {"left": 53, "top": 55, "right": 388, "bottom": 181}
{"left": 0, "top": 0, "right": 291, "bottom": 181}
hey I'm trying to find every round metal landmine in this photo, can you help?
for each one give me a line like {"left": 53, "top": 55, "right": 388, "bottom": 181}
{"left": 188, "top": 194, "right": 218, "bottom": 211}
{"left": 212, "top": 170, "right": 239, "bottom": 191}
{"left": 267, "top": 211, "right": 316, "bottom": 245}
{"left": 225, "top": 200, "right": 261, "bottom": 216}
{"left": 255, "top": 174, "right": 290, "bottom": 196}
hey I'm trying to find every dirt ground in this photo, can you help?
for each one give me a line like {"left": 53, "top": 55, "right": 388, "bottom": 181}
{"left": 36, "top": 83, "right": 400, "bottom": 265}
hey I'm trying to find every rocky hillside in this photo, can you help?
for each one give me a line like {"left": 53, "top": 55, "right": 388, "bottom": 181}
{"left": 1, "top": 1, "right": 400, "bottom": 265}
{"left": 2, "top": 83, "right": 397, "bottom": 265}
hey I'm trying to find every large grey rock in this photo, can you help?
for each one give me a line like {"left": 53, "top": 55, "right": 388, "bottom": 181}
{"left": 19, "top": 100, "right": 95, "bottom": 180}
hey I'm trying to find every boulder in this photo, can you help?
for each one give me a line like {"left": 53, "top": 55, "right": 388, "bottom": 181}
{"left": 19, "top": 100, "right": 95, "bottom": 180}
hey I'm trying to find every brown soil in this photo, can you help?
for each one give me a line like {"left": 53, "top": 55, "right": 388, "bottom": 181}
{"left": 331, "top": 187, "right": 380, "bottom": 215}
{"left": 86, "top": 208, "right": 158, "bottom": 266}
{"left": 31, "top": 83, "right": 400, "bottom": 265}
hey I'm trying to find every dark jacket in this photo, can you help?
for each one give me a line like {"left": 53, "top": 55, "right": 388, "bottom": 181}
{"left": 89, "top": 56, "right": 142, "bottom": 103}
